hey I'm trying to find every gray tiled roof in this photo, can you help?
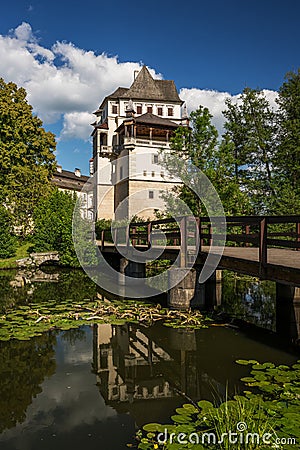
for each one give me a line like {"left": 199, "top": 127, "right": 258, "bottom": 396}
{"left": 115, "top": 112, "right": 179, "bottom": 132}
{"left": 134, "top": 112, "right": 179, "bottom": 127}
{"left": 123, "top": 66, "right": 182, "bottom": 102}
{"left": 98, "top": 66, "right": 182, "bottom": 110}
{"left": 109, "top": 87, "right": 129, "bottom": 98}
{"left": 52, "top": 169, "right": 89, "bottom": 191}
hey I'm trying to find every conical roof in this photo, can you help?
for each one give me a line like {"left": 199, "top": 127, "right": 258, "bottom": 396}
{"left": 122, "top": 66, "right": 182, "bottom": 102}
{"left": 98, "top": 66, "right": 182, "bottom": 110}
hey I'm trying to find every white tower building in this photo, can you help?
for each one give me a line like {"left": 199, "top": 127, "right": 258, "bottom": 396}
{"left": 91, "top": 66, "right": 188, "bottom": 220}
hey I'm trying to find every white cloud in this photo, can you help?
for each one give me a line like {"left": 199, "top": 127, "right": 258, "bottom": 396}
{"left": 0, "top": 22, "right": 278, "bottom": 142}
{"left": 0, "top": 23, "right": 150, "bottom": 138}
{"left": 60, "top": 112, "right": 94, "bottom": 141}
{"left": 180, "top": 88, "right": 278, "bottom": 135}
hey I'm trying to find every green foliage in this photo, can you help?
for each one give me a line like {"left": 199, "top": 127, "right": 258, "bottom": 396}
{"left": 273, "top": 69, "right": 300, "bottom": 214}
{"left": 222, "top": 73, "right": 300, "bottom": 215}
{"left": 95, "top": 218, "right": 112, "bottom": 241}
{"left": 0, "top": 78, "right": 56, "bottom": 234}
{"left": 6, "top": 165, "right": 53, "bottom": 236}
{"left": 32, "top": 189, "right": 78, "bottom": 266}
{"left": 276, "top": 69, "right": 300, "bottom": 190}
{"left": 0, "top": 242, "right": 31, "bottom": 269}
{"left": 146, "top": 260, "right": 171, "bottom": 277}
{"left": 0, "top": 206, "right": 17, "bottom": 258}
{"left": 236, "top": 359, "right": 300, "bottom": 445}
{"left": 163, "top": 105, "right": 250, "bottom": 216}
{"left": 223, "top": 88, "right": 277, "bottom": 213}
{"left": 0, "top": 333, "right": 56, "bottom": 432}
{"left": 219, "top": 271, "right": 276, "bottom": 330}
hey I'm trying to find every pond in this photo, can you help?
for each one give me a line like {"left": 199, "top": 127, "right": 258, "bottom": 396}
{"left": 0, "top": 268, "right": 299, "bottom": 449}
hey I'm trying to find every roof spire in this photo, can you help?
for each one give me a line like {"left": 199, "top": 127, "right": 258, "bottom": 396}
{"left": 181, "top": 102, "right": 189, "bottom": 127}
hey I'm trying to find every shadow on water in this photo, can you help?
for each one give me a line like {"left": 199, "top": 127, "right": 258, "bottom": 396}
{"left": 217, "top": 271, "right": 300, "bottom": 345}
{"left": 0, "top": 268, "right": 299, "bottom": 449}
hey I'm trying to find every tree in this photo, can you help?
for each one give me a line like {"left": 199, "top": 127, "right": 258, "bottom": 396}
{"left": 223, "top": 88, "right": 277, "bottom": 213}
{"left": 0, "top": 206, "right": 17, "bottom": 258}
{"left": 275, "top": 69, "right": 300, "bottom": 214}
{"left": 162, "top": 106, "right": 250, "bottom": 216}
{"left": 0, "top": 78, "right": 56, "bottom": 234}
{"left": 32, "top": 190, "right": 79, "bottom": 266}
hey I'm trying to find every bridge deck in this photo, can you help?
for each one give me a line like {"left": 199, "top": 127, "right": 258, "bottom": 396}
{"left": 98, "top": 242, "right": 300, "bottom": 285}
{"left": 97, "top": 215, "right": 300, "bottom": 286}
{"left": 211, "top": 247, "right": 300, "bottom": 270}
{"left": 202, "top": 246, "right": 300, "bottom": 284}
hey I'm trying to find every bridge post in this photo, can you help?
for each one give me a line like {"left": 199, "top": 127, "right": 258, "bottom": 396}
{"left": 168, "top": 268, "right": 198, "bottom": 310}
{"left": 168, "top": 268, "right": 222, "bottom": 311}
{"left": 276, "top": 283, "right": 300, "bottom": 342}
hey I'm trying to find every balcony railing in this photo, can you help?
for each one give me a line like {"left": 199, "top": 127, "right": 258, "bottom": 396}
{"left": 123, "top": 137, "right": 170, "bottom": 148}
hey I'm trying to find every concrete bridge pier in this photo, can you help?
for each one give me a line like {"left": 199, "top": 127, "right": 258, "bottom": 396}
{"left": 276, "top": 283, "right": 300, "bottom": 342}
{"left": 167, "top": 267, "right": 222, "bottom": 311}
{"left": 118, "top": 257, "right": 146, "bottom": 285}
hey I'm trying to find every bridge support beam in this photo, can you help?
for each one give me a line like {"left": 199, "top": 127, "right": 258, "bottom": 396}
{"left": 276, "top": 283, "right": 300, "bottom": 342}
{"left": 167, "top": 268, "right": 222, "bottom": 310}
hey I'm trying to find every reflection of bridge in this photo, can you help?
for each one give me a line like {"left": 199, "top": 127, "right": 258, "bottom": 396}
{"left": 9, "top": 269, "right": 59, "bottom": 288}
{"left": 98, "top": 215, "right": 300, "bottom": 310}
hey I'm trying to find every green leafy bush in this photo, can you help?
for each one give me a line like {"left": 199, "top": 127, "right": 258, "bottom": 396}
{"left": 32, "top": 189, "right": 78, "bottom": 266}
{"left": 95, "top": 218, "right": 112, "bottom": 241}
{"left": 0, "top": 206, "right": 17, "bottom": 258}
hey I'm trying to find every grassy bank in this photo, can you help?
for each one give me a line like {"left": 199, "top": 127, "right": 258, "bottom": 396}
{"left": 0, "top": 242, "right": 31, "bottom": 269}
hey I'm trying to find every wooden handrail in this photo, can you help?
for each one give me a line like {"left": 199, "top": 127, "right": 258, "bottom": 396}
{"left": 99, "top": 215, "right": 300, "bottom": 254}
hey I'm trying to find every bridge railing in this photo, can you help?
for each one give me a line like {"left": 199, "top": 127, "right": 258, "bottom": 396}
{"left": 99, "top": 215, "right": 300, "bottom": 267}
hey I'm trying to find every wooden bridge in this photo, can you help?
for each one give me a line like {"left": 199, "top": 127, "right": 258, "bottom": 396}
{"left": 99, "top": 215, "right": 300, "bottom": 286}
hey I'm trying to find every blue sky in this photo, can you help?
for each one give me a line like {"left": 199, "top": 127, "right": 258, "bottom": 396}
{"left": 0, "top": 0, "right": 299, "bottom": 173}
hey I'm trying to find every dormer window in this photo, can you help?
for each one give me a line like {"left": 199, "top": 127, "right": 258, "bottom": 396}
{"left": 157, "top": 107, "right": 163, "bottom": 116}
{"left": 136, "top": 105, "right": 142, "bottom": 114}
{"left": 112, "top": 104, "right": 118, "bottom": 114}
{"left": 167, "top": 107, "right": 173, "bottom": 116}
{"left": 147, "top": 106, "right": 153, "bottom": 114}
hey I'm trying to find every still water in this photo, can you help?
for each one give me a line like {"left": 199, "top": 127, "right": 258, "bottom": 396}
{"left": 0, "top": 268, "right": 299, "bottom": 449}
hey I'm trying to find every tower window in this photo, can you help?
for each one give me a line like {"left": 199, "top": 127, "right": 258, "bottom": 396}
{"left": 137, "top": 105, "right": 142, "bottom": 114}
{"left": 147, "top": 106, "right": 153, "bottom": 114}
{"left": 157, "top": 107, "right": 163, "bottom": 116}
{"left": 167, "top": 107, "right": 173, "bottom": 116}
{"left": 120, "top": 166, "right": 123, "bottom": 179}
{"left": 153, "top": 154, "right": 159, "bottom": 164}
{"left": 149, "top": 191, "right": 154, "bottom": 199}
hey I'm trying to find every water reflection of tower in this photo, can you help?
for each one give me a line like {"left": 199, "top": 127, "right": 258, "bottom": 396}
{"left": 92, "top": 323, "right": 174, "bottom": 404}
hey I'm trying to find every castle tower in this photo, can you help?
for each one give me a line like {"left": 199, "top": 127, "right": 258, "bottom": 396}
{"left": 91, "top": 66, "right": 186, "bottom": 220}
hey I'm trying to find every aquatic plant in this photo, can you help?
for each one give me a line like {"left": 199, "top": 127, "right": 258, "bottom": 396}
{"left": 136, "top": 359, "right": 300, "bottom": 449}
{"left": 0, "top": 298, "right": 209, "bottom": 341}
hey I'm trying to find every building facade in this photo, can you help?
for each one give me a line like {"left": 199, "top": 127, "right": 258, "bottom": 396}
{"left": 91, "top": 66, "right": 188, "bottom": 220}
{"left": 52, "top": 166, "right": 93, "bottom": 219}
